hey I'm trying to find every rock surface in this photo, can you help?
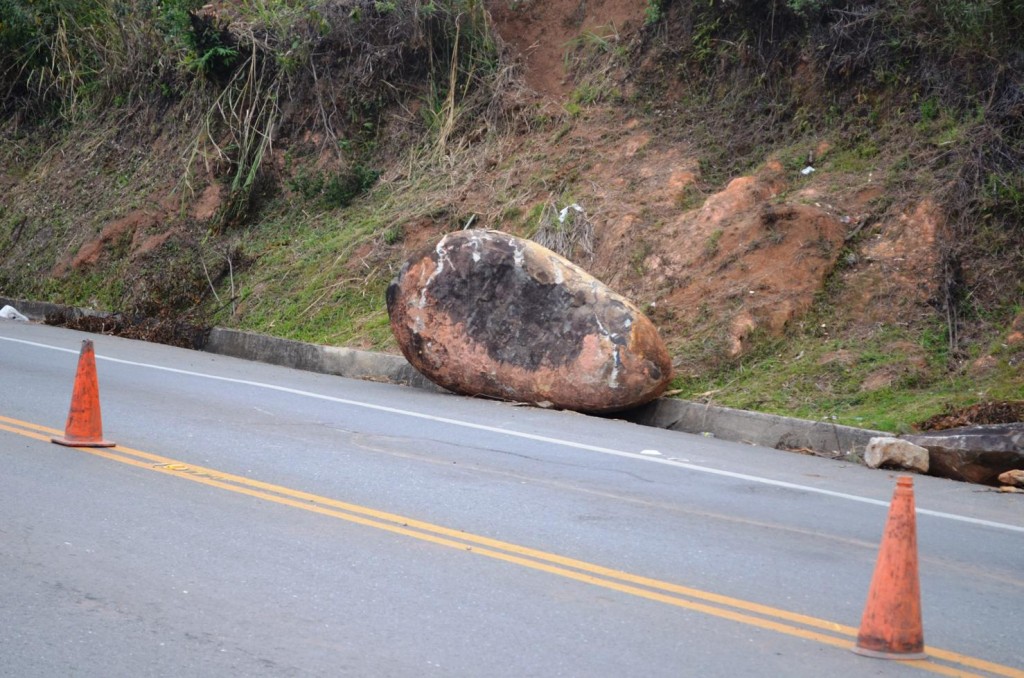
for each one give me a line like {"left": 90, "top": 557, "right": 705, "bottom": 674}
{"left": 386, "top": 229, "right": 672, "bottom": 412}
{"left": 864, "top": 437, "right": 929, "bottom": 473}
{"left": 998, "top": 469, "right": 1024, "bottom": 487}
{"left": 902, "top": 424, "right": 1024, "bottom": 485}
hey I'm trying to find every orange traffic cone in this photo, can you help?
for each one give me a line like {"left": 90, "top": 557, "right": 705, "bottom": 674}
{"left": 52, "top": 339, "right": 115, "bottom": 448}
{"left": 853, "top": 476, "right": 925, "bottom": 659}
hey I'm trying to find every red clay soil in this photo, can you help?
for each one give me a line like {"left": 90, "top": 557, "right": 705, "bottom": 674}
{"left": 488, "top": 0, "right": 644, "bottom": 98}
{"left": 479, "top": 0, "right": 945, "bottom": 373}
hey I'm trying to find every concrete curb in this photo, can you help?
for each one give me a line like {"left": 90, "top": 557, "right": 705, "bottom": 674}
{"left": 1, "top": 296, "right": 882, "bottom": 458}
{"left": 619, "top": 399, "right": 885, "bottom": 457}
{"left": 203, "top": 327, "right": 445, "bottom": 393}
{"left": 0, "top": 297, "right": 97, "bottom": 321}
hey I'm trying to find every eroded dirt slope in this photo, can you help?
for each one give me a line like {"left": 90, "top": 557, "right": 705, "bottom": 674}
{"left": 2, "top": 0, "right": 1021, "bottom": 428}
{"left": 466, "top": 0, "right": 950, "bottom": 383}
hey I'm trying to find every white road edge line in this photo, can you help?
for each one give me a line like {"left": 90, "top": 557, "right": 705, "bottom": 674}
{"left": 5, "top": 334, "right": 1023, "bottom": 534}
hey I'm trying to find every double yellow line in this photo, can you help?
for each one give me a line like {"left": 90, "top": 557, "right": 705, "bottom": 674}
{"left": 1, "top": 413, "right": 1019, "bottom": 678}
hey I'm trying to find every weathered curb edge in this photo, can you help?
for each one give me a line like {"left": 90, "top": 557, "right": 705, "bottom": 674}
{"left": 203, "top": 327, "right": 445, "bottom": 393}
{"left": 1, "top": 297, "right": 90, "bottom": 321}
{"left": 620, "top": 399, "right": 884, "bottom": 457}
{"left": 2, "top": 296, "right": 883, "bottom": 457}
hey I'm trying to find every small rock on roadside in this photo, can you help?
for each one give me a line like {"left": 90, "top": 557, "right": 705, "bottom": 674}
{"left": 997, "top": 469, "right": 1024, "bottom": 487}
{"left": 864, "top": 437, "right": 929, "bottom": 473}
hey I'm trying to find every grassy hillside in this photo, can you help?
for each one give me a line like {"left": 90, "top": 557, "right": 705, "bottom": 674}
{"left": 1, "top": 0, "right": 1021, "bottom": 432}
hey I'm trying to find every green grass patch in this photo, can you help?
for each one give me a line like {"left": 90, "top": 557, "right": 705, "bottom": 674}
{"left": 670, "top": 322, "right": 1022, "bottom": 433}
{"left": 42, "top": 268, "right": 127, "bottom": 312}
{"left": 223, "top": 163, "right": 455, "bottom": 350}
{"left": 228, "top": 204, "right": 394, "bottom": 349}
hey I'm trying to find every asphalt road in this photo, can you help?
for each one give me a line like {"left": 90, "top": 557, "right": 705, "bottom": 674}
{"left": 1, "top": 322, "right": 1021, "bottom": 677}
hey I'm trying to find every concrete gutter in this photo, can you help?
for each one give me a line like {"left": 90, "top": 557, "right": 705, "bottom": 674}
{"left": 2, "top": 296, "right": 883, "bottom": 458}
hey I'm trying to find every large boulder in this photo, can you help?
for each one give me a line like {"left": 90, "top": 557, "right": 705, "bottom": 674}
{"left": 386, "top": 229, "right": 672, "bottom": 412}
{"left": 902, "top": 424, "right": 1024, "bottom": 485}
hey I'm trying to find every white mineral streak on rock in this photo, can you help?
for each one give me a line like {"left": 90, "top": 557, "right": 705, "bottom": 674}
{"left": 608, "top": 345, "right": 622, "bottom": 388}
{"left": 419, "top": 235, "right": 450, "bottom": 310}
{"left": 549, "top": 256, "right": 565, "bottom": 284}
{"left": 469, "top": 232, "right": 482, "bottom": 263}
{"left": 592, "top": 312, "right": 622, "bottom": 388}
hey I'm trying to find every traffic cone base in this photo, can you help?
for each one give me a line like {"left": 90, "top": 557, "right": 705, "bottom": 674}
{"left": 852, "top": 645, "right": 927, "bottom": 661}
{"left": 852, "top": 476, "right": 925, "bottom": 660}
{"left": 51, "top": 339, "right": 116, "bottom": 448}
